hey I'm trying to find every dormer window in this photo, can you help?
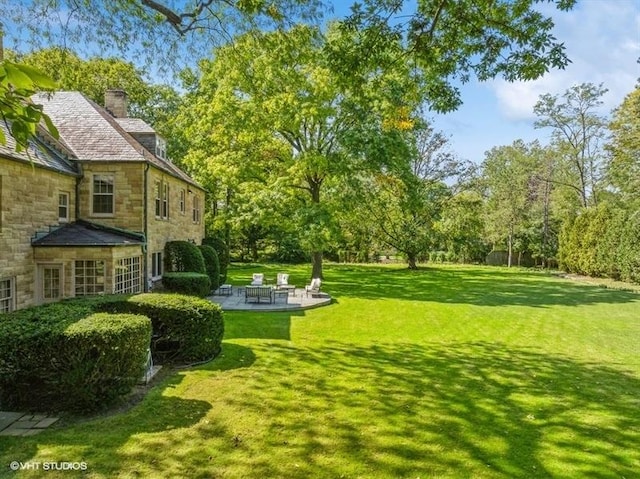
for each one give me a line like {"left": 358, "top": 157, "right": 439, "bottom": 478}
{"left": 156, "top": 137, "right": 167, "bottom": 160}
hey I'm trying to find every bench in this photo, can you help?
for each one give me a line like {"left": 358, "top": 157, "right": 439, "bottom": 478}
{"left": 245, "top": 285, "right": 273, "bottom": 304}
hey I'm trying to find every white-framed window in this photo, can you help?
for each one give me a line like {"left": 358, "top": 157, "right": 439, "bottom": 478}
{"left": 155, "top": 180, "right": 161, "bottom": 218}
{"left": 40, "top": 265, "right": 63, "bottom": 302}
{"left": 0, "top": 277, "right": 15, "bottom": 313}
{"left": 155, "top": 180, "right": 169, "bottom": 220}
{"left": 162, "top": 182, "right": 169, "bottom": 219}
{"left": 193, "top": 195, "right": 200, "bottom": 224}
{"left": 179, "top": 189, "right": 186, "bottom": 215}
{"left": 58, "top": 192, "right": 69, "bottom": 222}
{"left": 92, "top": 174, "right": 114, "bottom": 215}
{"left": 115, "top": 256, "right": 142, "bottom": 294}
{"left": 151, "top": 252, "right": 163, "bottom": 279}
{"left": 75, "top": 260, "right": 105, "bottom": 296}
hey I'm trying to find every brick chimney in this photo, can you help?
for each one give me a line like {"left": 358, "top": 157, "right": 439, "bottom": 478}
{"left": 104, "top": 89, "right": 128, "bottom": 118}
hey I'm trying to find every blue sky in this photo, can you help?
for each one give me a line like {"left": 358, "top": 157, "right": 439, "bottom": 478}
{"left": 330, "top": 0, "right": 640, "bottom": 164}
{"left": 3, "top": 0, "right": 638, "bottom": 165}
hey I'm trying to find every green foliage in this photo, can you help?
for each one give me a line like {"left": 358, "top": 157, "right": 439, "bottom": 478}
{"left": 607, "top": 86, "right": 640, "bottom": 209}
{"left": 198, "top": 245, "right": 221, "bottom": 291}
{"left": 122, "top": 293, "right": 224, "bottom": 362}
{"left": 559, "top": 204, "right": 640, "bottom": 283}
{"left": 339, "top": 0, "right": 576, "bottom": 112}
{"left": 162, "top": 272, "right": 211, "bottom": 297}
{"left": 0, "top": 301, "right": 150, "bottom": 412}
{"left": 164, "top": 240, "right": 206, "bottom": 274}
{"left": 0, "top": 60, "right": 58, "bottom": 150}
{"left": 203, "top": 234, "right": 230, "bottom": 282}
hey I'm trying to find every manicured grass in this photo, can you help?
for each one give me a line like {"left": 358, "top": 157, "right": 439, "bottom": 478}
{"left": 1, "top": 264, "right": 639, "bottom": 478}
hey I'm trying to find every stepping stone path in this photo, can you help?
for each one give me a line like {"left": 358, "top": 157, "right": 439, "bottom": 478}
{"left": 0, "top": 411, "right": 59, "bottom": 436}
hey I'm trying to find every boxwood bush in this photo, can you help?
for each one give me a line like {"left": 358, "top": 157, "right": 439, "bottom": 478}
{"left": 164, "top": 240, "right": 206, "bottom": 274}
{"left": 162, "top": 272, "right": 211, "bottom": 297}
{"left": 198, "top": 244, "right": 221, "bottom": 291}
{"left": 0, "top": 302, "right": 151, "bottom": 412}
{"left": 118, "top": 293, "right": 224, "bottom": 362}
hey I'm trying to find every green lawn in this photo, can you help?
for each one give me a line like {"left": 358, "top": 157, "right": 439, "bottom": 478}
{"left": 1, "top": 264, "right": 639, "bottom": 478}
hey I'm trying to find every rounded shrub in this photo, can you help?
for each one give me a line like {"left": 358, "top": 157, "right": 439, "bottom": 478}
{"left": 123, "top": 293, "right": 224, "bottom": 362}
{"left": 0, "top": 302, "right": 151, "bottom": 412}
{"left": 203, "top": 235, "right": 229, "bottom": 282}
{"left": 164, "top": 240, "right": 206, "bottom": 274}
{"left": 198, "top": 244, "right": 221, "bottom": 291}
{"left": 162, "top": 272, "right": 211, "bottom": 297}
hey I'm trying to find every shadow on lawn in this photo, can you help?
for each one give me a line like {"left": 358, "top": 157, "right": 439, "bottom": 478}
{"left": 327, "top": 265, "right": 640, "bottom": 308}
{"left": 1, "top": 341, "right": 637, "bottom": 478}
{"left": 209, "top": 341, "right": 640, "bottom": 478}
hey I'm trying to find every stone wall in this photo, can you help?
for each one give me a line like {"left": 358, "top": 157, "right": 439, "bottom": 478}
{"left": 78, "top": 161, "right": 145, "bottom": 232}
{"left": 0, "top": 158, "right": 77, "bottom": 310}
{"left": 33, "top": 244, "right": 144, "bottom": 299}
{"left": 146, "top": 166, "right": 205, "bottom": 285}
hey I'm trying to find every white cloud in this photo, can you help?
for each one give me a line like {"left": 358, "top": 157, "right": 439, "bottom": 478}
{"left": 490, "top": 0, "right": 640, "bottom": 121}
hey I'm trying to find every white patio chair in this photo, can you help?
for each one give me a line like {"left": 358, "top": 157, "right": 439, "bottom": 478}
{"left": 276, "top": 273, "right": 289, "bottom": 287}
{"left": 251, "top": 273, "right": 264, "bottom": 286}
{"left": 305, "top": 278, "right": 322, "bottom": 297}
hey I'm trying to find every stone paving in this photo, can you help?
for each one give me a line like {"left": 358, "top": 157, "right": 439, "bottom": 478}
{"left": 0, "top": 411, "right": 59, "bottom": 436}
{"left": 208, "top": 286, "right": 331, "bottom": 311}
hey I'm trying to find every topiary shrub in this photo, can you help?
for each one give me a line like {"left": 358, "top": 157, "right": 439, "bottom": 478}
{"left": 198, "top": 244, "right": 221, "bottom": 291}
{"left": 120, "top": 293, "right": 224, "bottom": 362}
{"left": 0, "top": 301, "right": 151, "bottom": 412}
{"left": 162, "top": 272, "right": 211, "bottom": 297}
{"left": 203, "top": 235, "right": 229, "bottom": 282}
{"left": 164, "top": 240, "right": 206, "bottom": 274}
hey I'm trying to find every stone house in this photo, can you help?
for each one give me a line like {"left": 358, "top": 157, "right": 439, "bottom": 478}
{"left": 0, "top": 90, "right": 205, "bottom": 312}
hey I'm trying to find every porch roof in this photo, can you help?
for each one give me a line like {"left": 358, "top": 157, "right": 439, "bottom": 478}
{"left": 31, "top": 220, "right": 144, "bottom": 247}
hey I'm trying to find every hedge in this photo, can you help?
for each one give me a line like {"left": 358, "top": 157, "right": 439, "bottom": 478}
{"left": 0, "top": 292, "right": 225, "bottom": 412}
{"left": 162, "top": 272, "right": 211, "bottom": 297}
{"left": 198, "top": 244, "right": 221, "bottom": 291}
{"left": 115, "top": 293, "right": 224, "bottom": 362}
{"left": 164, "top": 240, "right": 206, "bottom": 274}
{"left": 0, "top": 302, "right": 151, "bottom": 412}
{"left": 559, "top": 204, "right": 640, "bottom": 283}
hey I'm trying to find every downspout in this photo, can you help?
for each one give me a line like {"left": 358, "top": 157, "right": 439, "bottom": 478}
{"left": 75, "top": 162, "right": 83, "bottom": 220}
{"left": 143, "top": 162, "right": 150, "bottom": 292}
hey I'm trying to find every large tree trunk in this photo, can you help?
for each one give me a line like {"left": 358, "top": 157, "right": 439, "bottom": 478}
{"left": 312, "top": 251, "right": 323, "bottom": 279}
{"left": 309, "top": 179, "right": 324, "bottom": 279}
{"left": 407, "top": 252, "right": 418, "bottom": 270}
{"left": 507, "top": 230, "right": 513, "bottom": 268}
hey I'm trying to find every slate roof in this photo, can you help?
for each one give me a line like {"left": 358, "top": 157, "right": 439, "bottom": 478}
{"left": 32, "top": 220, "right": 145, "bottom": 247}
{"left": 32, "top": 91, "right": 202, "bottom": 189}
{"left": 115, "top": 118, "right": 155, "bottom": 134}
{"left": 0, "top": 122, "right": 79, "bottom": 176}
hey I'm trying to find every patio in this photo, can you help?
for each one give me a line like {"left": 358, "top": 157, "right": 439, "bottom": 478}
{"left": 208, "top": 286, "right": 331, "bottom": 311}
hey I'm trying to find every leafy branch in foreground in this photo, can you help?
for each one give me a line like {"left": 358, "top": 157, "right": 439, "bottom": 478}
{"left": 0, "top": 60, "right": 58, "bottom": 151}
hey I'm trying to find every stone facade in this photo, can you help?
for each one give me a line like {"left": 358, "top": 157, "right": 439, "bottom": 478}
{"left": 0, "top": 158, "right": 78, "bottom": 311}
{"left": 1, "top": 91, "right": 206, "bottom": 313}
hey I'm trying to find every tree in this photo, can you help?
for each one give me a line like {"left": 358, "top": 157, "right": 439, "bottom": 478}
{"left": 336, "top": 0, "right": 576, "bottom": 112}
{"left": 0, "top": 0, "right": 324, "bottom": 69}
{"left": 482, "top": 141, "right": 542, "bottom": 267}
{"left": 180, "top": 25, "right": 420, "bottom": 278}
{"left": 534, "top": 83, "right": 609, "bottom": 209}
{"left": 606, "top": 86, "right": 640, "bottom": 208}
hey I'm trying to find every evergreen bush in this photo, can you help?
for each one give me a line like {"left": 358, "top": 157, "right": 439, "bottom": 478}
{"left": 198, "top": 244, "right": 221, "bottom": 291}
{"left": 162, "top": 272, "right": 211, "bottom": 297}
{"left": 164, "top": 240, "right": 206, "bottom": 274}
